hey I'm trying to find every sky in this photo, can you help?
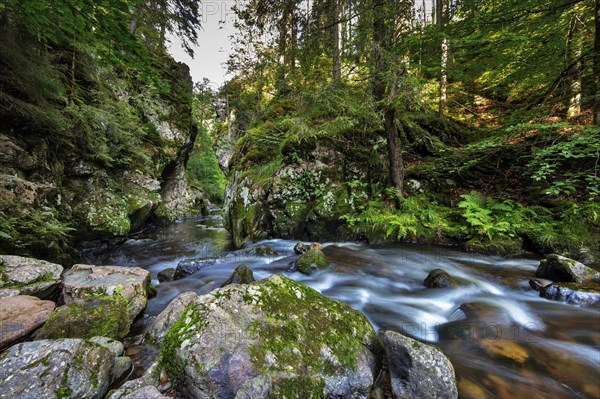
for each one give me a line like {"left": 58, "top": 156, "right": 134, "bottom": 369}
{"left": 167, "top": 0, "right": 237, "bottom": 87}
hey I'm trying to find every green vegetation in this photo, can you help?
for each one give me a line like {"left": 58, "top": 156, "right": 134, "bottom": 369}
{"left": 186, "top": 125, "right": 227, "bottom": 203}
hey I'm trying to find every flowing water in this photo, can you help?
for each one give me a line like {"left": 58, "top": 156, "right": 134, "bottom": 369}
{"left": 83, "top": 215, "right": 600, "bottom": 399}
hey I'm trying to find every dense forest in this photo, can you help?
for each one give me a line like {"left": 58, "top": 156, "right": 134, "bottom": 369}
{"left": 1, "top": 1, "right": 600, "bottom": 399}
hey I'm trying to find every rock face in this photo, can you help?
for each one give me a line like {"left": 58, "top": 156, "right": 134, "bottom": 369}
{"left": 534, "top": 281, "right": 600, "bottom": 307}
{"left": 0, "top": 255, "right": 63, "bottom": 299}
{"left": 0, "top": 295, "right": 55, "bottom": 349}
{"left": 424, "top": 269, "right": 459, "bottom": 288}
{"left": 62, "top": 264, "right": 151, "bottom": 321}
{"left": 380, "top": 330, "right": 458, "bottom": 399}
{"left": 106, "top": 363, "right": 166, "bottom": 399}
{"left": 294, "top": 248, "right": 329, "bottom": 275}
{"left": 535, "top": 254, "right": 600, "bottom": 283}
{"left": 221, "top": 264, "right": 255, "bottom": 287}
{"left": 0, "top": 338, "right": 121, "bottom": 399}
{"left": 173, "top": 257, "right": 217, "bottom": 280}
{"left": 36, "top": 295, "right": 130, "bottom": 340}
{"left": 156, "top": 275, "right": 382, "bottom": 398}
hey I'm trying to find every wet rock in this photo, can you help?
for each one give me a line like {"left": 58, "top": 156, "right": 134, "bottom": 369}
{"left": 111, "top": 356, "right": 133, "bottom": 385}
{"left": 244, "top": 245, "right": 278, "bottom": 256}
{"left": 173, "top": 257, "right": 217, "bottom": 280}
{"left": 528, "top": 278, "right": 546, "bottom": 292}
{"left": 424, "top": 269, "right": 459, "bottom": 288}
{"left": 480, "top": 339, "right": 529, "bottom": 363}
{"left": 294, "top": 248, "right": 329, "bottom": 275}
{"left": 110, "top": 386, "right": 168, "bottom": 399}
{"left": 535, "top": 254, "right": 600, "bottom": 284}
{"left": 157, "top": 268, "right": 175, "bottom": 283}
{"left": 147, "top": 291, "right": 198, "bottom": 344}
{"left": 62, "top": 264, "right": 151, "bottom": 321}
{"left": 293, "top": 241, "right": 310, "bottom": 255}
{"left": 156, "top": 275, "right": 381, "bottom": 398}
{"left": 380, "top": 330, "right": 458, "bottom": 399}
{"left": 0, "top": 338, "right": 119, "bottom": 399}
{"left": 0, "top": 295, "right": 55, "bottom": 349}
{"left": 0, "top": 255, "right": 63, "bottom": 299}
{"left": 36, "top": 295, "right": 130, "bottom": 340}
{"left": 220, "top": 264, "right": 255, "bottom": 287}
{"left": 539, "top": 282, "right": 600, "bottom": 307}
{"left": 89, "top": 336, "right": 125, "bottom": 356}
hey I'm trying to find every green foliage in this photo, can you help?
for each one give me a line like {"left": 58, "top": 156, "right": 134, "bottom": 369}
{"left": 187, "top": 126, "right": 227, "bottom": 202}
{"left": 0, "top": 208, "right": 74, "bottom": 260}
{"left": 526, "top": 126, "right": 600, "bottom": 199}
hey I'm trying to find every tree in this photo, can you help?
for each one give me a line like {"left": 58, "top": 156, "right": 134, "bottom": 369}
{"left": 594, "top": 0, "right": 600, "bottom": 125}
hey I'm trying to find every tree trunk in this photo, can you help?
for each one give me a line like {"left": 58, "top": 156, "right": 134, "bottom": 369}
{"left": 439, "top": 37, "right": 448, "bottom": 116}
{"left": 567, "top": 15, "right": 582, "bottom": 119}
{"left": 594, "top": 0, "right": 600, "bottom": 125}
{"left": 372, "top": 0, "right": 403, "bottom": 196}
{"left": 332, "top": 0, "right": 342, "bottom": 83}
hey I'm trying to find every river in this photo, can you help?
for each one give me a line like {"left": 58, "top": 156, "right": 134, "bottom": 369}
{"left": 82, "top": 215, "right": 600, "bottom": 399}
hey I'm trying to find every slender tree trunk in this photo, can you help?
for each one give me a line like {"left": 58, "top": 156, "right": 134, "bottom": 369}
{"left": 373, "top": 0, "right": 403, "bottom": 196}
{"left": 439, "top": 37, "right": 448, "bottom": 116}
{"left": 566, "top": 15, "right": 582, "bottom": 119}
{"left": 332, "top": 0, "right": 342, "bottom": 82}
{"left": 437, "top": 0, "right": 448, "bottom": 117}
{"left": 594, "top": 0, "right": 600, "bottom": 125}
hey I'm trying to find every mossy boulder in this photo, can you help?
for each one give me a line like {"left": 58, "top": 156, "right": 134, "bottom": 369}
{"left": 37, "top": 295, "right": 130, "bottom": 340}
{"left": 0, "top": 338, "right": 122, "bottom": 399}
{"left": 221, "top": 264, "right": 255, "bottom": 287}
{"left": 156, "top": 275, "right": 382, "bottom": 398}
{"left": 536, "top": 254, "right": 600, "bottom": 283}
{"left": 0, "top": 255, "right": 63, "bottom": 299}
{"left": 294, "top": 248, "right": 329, "bottom": 275}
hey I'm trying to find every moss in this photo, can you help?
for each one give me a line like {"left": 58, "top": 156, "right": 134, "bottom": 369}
{"left": 86, "top": 197, "right": 131, "bottom": 236}
{"left": 295, "top": 249, "right": 329, "bottom": 274}
{"left": 156, "top": 302, "right": 208, "bottom": 380}
{"left": 3, "top": 271, "right": 57, "bottom": 289}
{"left": 37, "top": 295, "right": 130, "bottom": 340}
{"left": 248, "top": 276, "right": 376, "bottom": 375}
{"left": 153, "top": 203, "right": 177, "bottom": 221}
{"left": 267, "top": 376, "right": 326, "bottom": 399}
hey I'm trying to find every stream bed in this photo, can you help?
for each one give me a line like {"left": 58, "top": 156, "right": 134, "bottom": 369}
{"left": 82, "top": 216, "right": 600, "bottom": 399}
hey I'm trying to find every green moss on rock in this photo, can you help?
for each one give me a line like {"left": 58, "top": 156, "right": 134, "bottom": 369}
{"left": 295, "top": 249, "right": 329, "bottom": 275}
{"left": 36, "top": 295, "right": 130, "bottom": 340}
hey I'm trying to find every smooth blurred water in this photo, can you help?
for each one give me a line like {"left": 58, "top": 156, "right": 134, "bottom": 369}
{"left": 83, "top": 217, "right": 600, "bottom": 399}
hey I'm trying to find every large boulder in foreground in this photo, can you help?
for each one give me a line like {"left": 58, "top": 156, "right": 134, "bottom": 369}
{"left": 0, "top": 338, "right": 126, "bottom": 399}
{"left": 0, "top": 295, "right": 55, "bottom": 349}
{"left": 380, "top": 330, "right": 458, "bottom": 399}
{"left": 147, "top": 291, "right": 198, "bottom": 344}
{"left": 0, "top": 255, "right": 63, "bottom": 299}
{"left": 156, "top": 275, "right": 382, "bottom": 398}
{"left": 37, "top": 295, "right": 130, "bottom": 340}
{"left": 62, "top": 264, "right": 151, "bottom": 321}
{"left": 535, "top": 254, "right": 600, "bottom": 284}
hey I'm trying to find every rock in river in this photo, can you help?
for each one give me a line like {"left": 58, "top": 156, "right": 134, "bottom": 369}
{"left": 535, "top": 254, "right": 600, "bottom": 284}
{"left": 155, "top": 274, "right": 382, "bottom": 398}
{"left": 424, "top": 269, "right": 460, "bottom": 288}
{"left": 0, "top": 295, "right": 55, "bottom": 349}
{"left": 294, "top": 247, "right": 329, "bottom": 275}
{"left": 530, "top": 279, "right": 600, "bottom": 307}
{"left": 0, "top": 255, "right": 63, "bottom": 299}
{"left": 380, "top": 330, "right": 458, "bottom": 399}
{"left": 173, "top": 257, "right": 217, "bottom": 280}
{"left": 0, "top": 338, "right": 126, "bottom": 399}
{"left": 220, "top": 263, "right": 255, "bottom": 287}
{"left": 62, "top": 264, "right": 151, "bottom": 321}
